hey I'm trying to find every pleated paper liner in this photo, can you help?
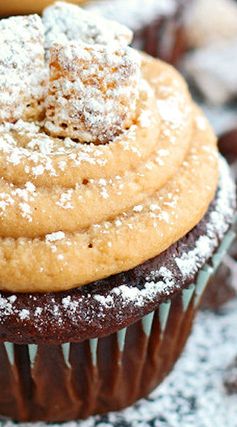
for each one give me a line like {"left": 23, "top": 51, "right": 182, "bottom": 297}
{"left": 201, "top": 214, "right": 237, "bottom": 310}
{"left": 0, "top": 228, "right": 235, "bottom": 422}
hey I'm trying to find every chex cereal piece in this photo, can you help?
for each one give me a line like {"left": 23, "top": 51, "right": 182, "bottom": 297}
{"left": 44, "top": 42, "right": 141, "bottom": 143}
{"left": 43, "top": 1, "right": 133, "bottom": 55}
{"left": 0, "top": 14, "right": 47, "bottom": 123}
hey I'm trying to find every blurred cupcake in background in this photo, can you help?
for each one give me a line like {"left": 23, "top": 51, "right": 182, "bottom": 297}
{"left": 86, "top": 0, "right": 189, "bottom": 65}
{"left": 181, "top": 0, "right": 237, "bottom": 309}
{"left": 182, "top": 0, "right": 237, "bottom": 105}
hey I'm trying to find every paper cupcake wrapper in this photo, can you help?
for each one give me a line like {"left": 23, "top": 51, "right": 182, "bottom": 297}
{"left": 201, "top": 221, "right": 237, "bottom": 310}
{"left": 0, "top": 228, "right": 235, "bottom": 422}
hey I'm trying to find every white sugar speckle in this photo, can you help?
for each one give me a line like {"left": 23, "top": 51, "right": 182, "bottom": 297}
{"left": 19, "top": 202, "right": 32, "bottom": 222}
{"left": 19, "top": 309, "right": 30, "bottom": 320}
{"left": 157, "top": 97, "right": 183, "bottom": 128}
{"left": 35, "top": 307, "right": 43, "bottom": 317}
{"left": 46, "top": 231, "right": 65, "bottom": 243}
{"left": 195, "top": 115, "right": 207, "bottom": 131}
{"left": 56, "top": 191, "right": 73, "bottom": 210}
{"left": 62, "top": 295, "right": 79, "bottom": 314}
{"left": 32, "top": 165, "right": 45, "bottom": 176}
{"left": 133, "top": 204, "right": 144, "bottom": 213}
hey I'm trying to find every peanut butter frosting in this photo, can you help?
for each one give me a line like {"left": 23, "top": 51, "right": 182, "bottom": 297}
{"left": 0, "top": 2, "right": 218, "bottom": 293}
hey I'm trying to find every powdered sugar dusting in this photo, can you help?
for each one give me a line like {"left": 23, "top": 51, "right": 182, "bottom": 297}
{"left": 56, "top": 190, "right": 74, "bottom": 210}
{"left": 0, "top": 156, "right": 234, "bottom": 330}
{"left": 0, "top": 181, "right": 37, "bottom": 223}
{"left": 94, "top": 268, "right": 175, "bottom": 309}
{"left": 45, "top": 231, "right": 65, "bottom": 242}
{"left": 157, "top": 97, "right": 184, "bottom": 128}
{"left": 0, "top": 15, "right": 47, "bottom": 123}
{"left": 45, "top": 42, "right": 141, "bottom": 143}
{"left": 43, "top": 1, "right": 132, "bottom": 54}
{"left": 175, "top": 157, "right": 235, "bottom": 278}
{"left": 0, "top": 295, "right": 30, "bottom": 322}
{"left": 0, "top": 120, "right": 112, "bottom": 178}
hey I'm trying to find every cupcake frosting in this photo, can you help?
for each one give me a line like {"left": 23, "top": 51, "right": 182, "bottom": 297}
{"left": 0, "top": 2, "right": 218, "bottom": 292}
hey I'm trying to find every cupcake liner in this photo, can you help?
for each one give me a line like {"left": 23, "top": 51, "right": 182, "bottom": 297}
{"left": 0, "top": 228, "right": 235, "bottom": 422}
{"left": 211, "top": 229, "right": 236, "bottom": 273}
{"left": 200, "top": 221, "right": 237, "bottom": 310}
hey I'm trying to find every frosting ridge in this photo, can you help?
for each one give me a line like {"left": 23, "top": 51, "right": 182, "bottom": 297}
{"left": 0, "top": 3, "right": 218, "bottom": 292}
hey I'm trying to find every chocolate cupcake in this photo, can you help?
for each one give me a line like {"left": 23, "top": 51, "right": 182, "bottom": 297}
{"left": 86, "top": 0, "right": 188, "bottom": 65}
{"left": 0, "top": 1, "right": 235, "bottom": 423}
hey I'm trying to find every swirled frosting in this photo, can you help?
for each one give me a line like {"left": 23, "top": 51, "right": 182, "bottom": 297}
{"left": 0, "top": 2, "right": 218, "bottom": 292}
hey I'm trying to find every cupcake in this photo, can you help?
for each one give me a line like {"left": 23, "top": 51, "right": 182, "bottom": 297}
{"left": 0, "top": 1, "right": 235, "bottom": 422}
{"left": 183, "top": 0, "right": 237, "bottom": 49}
{"left": 86, "top": 0, "right": 188, "bottom": 65}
